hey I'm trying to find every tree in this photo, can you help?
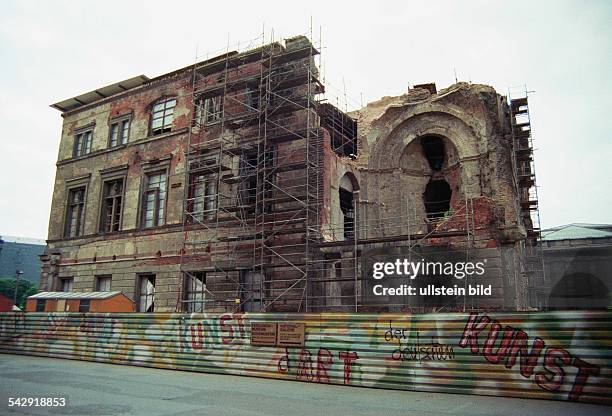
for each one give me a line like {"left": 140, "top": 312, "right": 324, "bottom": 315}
{"left": 0, "top": 278, "right": 38, "bottom": 309}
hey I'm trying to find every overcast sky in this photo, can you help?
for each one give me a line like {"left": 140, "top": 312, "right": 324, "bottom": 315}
{"left": 0, "top": 0, "right": 610, "bottom": 239}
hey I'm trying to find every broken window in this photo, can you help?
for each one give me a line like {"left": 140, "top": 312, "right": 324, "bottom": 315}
{"left": 239, "top": 270, "right": 262, "bottom": 312}
{"left": 73, "top": 129, "right": 93, "bottom": 157}
{"left": 246, "top": 86, "right": 260, "bottom": 110}
{"left": 65, "top": 187, "right": 86, "bottom": 238}
{"left": 137, "top": 274, "right": 155, "bottom": 312}
{"left": 79, "top": 299, "right": 91, "bottom": 312}
{"left": 59, "top": 277, "right": 74, "bottom": 292}
{"left": 100, "top": 178, "right": 124, "bottom": 233}
{"left": 141, "top": 171, "right": 167, "bottom": 228}
{"left": 423, "top": 180, "right": 452, "bottom": 219}
{"left": 320, "top": 103, "right": 357, "bottom": 157}
{"left": 238, "top": 151, "right": 258, "bottom": 213}
{"left": 187, "top": 173, "right": 217, "bottom": 222}
{"left": 421, "top": 136, "right": 445, "bottom": 171}
{"left": 95, "top": 275, "right": 112, "bottom": 291}
{"left": 340, "top": 188, "right": 355, "bottom": 239}
{"left": 109, "top": 116, "right": 130, "bottom": 147}
{"left": 151, "top": 98, "right": 176, "bottom": 135}
{"left": 198, "top": 96, "right": 223, "bottom": 124}
{"left": 183, "top": 272, "right": 206, "bottom": 312}
{"left": 35, "top": 299, "right": 45, "bottom": 312}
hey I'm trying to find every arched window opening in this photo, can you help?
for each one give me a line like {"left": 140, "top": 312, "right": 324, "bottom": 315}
{"left": 549, "top": 273, "right": 609, "bottom": 310}
{"left": 423, "top": 180, "right": 451, "bottom": 219}
{"left": 421, "top": 136, "right": 445, "bottom": 171}
{"left": 340, "top": 188, "right": 354, "bottom": 239}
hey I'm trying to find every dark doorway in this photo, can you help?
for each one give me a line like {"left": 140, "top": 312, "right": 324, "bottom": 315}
{"left": 549, "top": 273, "right": 609, "bottom": 310}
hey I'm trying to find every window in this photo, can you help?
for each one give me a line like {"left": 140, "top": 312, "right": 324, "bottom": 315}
{"left": 109, "top": 117, "right": 130, "bottom": 147}
{"left": 141, "top": 171, "right": 167, "bottom": 228}
{"left": 65, "top": 187, "right": 86, "bottom": 238}
{"left": 79, "top": 299, "right": 91, "bottom": 312}
{"left": 198, "top": 96, "right": 223, "bottom": 124}
{"left": 35, "top": 299, "right": 46, "bottom": 312}
{"left": 59, "top": 277, "right": 74, "bottom": 292}
{"left": 339, "top": 188, "right": 354, "bottom": 239}
{"left": 246, "top": 86, "right": 260, "bottom": 110}
{"left": 95, "top": 275, "right": 112, "bottom": 291}
{"left": 137, "top": 274, "right": 155, "bottom": 312}
{"left": 183, "top": 272, "right": 206, "bottom": 312}
{"left": 100, "top": 179, "right": 124, "bottom": 233}
{"left": 423, "top": 180, "right": 452, "bottom": 219}
{"left": 151, "top": 98, "right": 176, "bottom": 135}
{"left": 187, "top": 173, "right": 217, "bottom": 222}
{"left": 421, "top": 136, "right": 445, "bottom": 171}
{"left": 73, "top": 130, "right": 93, "bottom": 157}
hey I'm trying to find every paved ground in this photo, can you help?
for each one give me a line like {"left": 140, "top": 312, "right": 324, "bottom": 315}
{"left": 0, "top": 354, "right": 609, "bottom": 416}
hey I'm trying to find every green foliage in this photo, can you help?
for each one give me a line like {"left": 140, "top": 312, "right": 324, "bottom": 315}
{"left": 0, "top": 277, "right": 38, "bottom": 309}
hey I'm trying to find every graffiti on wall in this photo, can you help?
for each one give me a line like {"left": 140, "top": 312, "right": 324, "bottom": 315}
{"left": 384, "top": 321, "right": 455, "bottom": 362}
{"left": 0, "top": 310, "right": 609, "bottom": 405}
{"left": 459, "top": 312, "right": 601, "bottom": 401}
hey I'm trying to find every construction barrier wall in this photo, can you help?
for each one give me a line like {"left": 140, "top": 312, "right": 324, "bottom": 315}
{"left": 0, "top": 310, "right": 610, "bottom": 405}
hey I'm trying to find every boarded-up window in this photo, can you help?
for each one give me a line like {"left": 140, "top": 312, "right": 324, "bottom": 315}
{"left": 137, "top": 274, "right": 155, "bottom": 312}
{"left": 183, "top": 272, "right": 206, "bottom": 312}
{"left": 187, "top": 173, "right": 217, "bottom": 222}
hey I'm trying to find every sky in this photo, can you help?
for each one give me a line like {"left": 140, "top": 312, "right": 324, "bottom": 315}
{"left": 0, "top": 0, "right": 610, "bottom": 239}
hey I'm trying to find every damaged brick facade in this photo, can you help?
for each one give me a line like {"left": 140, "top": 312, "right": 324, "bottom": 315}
{"left": 42, "top": 36, "right": 535, "bottom": 313}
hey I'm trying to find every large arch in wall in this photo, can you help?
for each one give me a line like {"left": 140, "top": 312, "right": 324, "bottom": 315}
{"left": 368, "top": 109, "right": 484, "bottom": 172}
{"left": 548, "top": 272, "right": 610, "bottom": 310}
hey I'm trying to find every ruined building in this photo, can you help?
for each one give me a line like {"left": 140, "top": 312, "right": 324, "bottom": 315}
{"left": 41, "top": 35, "right": 543, "bottom": 313}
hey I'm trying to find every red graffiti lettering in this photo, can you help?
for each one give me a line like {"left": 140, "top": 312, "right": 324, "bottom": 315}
{"left": 482, "top": 322, "right": 515, "bottom": 364}
{"left": 220, "top": 315, "right": 234, "bottom": 344}
{"left": 316, "top": 348, "right": 333, "bottom": 383}
{"left": 535, "top": 347, "right": 571, "bottom": 392}
{"left": 569, "top": 357, "right": 600, "bottom": 401}
{"left": 297, "top": 349, "right": 314, "bottom": 381}
{"left": 189, "top": 322, "right": 206, "bottom": 350}
{"left": 339, "top": 351, "right": 359, "bottom": 385}
{"left": 503, "top": 330, "right": 545, "bottom": 378}
{"left": 458, "top": 312, "right": 491, "bottom": 353}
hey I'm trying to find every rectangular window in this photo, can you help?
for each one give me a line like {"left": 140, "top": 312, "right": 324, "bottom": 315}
{"left": 151, "top": 98, "right": 176, "bottom": 135}
{"left": 65, "top": 187, "right": 86, "bottom": 238}
{"left": 183, "top": 272, "right": 206, "bottom": 312}
{"left": 141, "top": 171, "right": 167, "bottom": 228}
{"left": 246, "top": 86, "right": 260, "bottom": 110}
{"left": 100, "top": 178, "right": 124, "bottom": 233}
{"left": 137, "top": 274, "right": 155, "bottom": 312}
{"left": 109, "top": 117, "right": 130, "bottom": 147}
{"left": 95, "top": 275, "right": 112, "bottom": 291}
{"left": 73, "top": 130, "right": 93, "bottom": 157}
{"left": 60, "top": 277, "right": 74, "bottom": 292}
{"left": 79, "top": 299, "right": 91, "bottom": 312}
{"left": 200, "top": 96, "right": 223, "bottom": 124}
{"left": 187, "top": 173, "right": 217, "bottom": 222}
{"left": 35, "top": 299, "right": 46, "bottom": 312}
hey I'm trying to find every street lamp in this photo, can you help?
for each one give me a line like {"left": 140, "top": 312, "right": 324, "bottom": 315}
{"left": 13, "top": 270, "right": 24, "bottom": 308}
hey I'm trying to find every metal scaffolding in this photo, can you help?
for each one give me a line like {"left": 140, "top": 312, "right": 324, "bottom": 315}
{"left": 508, "top": 86, "right": 547, "bottom": 309}
{"left": 173, "top": 31, "right": 528, "bottom": 314}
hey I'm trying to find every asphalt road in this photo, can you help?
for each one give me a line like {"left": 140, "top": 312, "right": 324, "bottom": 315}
{"left": 0, "top": 354, "right": 609, "bottom": 416}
